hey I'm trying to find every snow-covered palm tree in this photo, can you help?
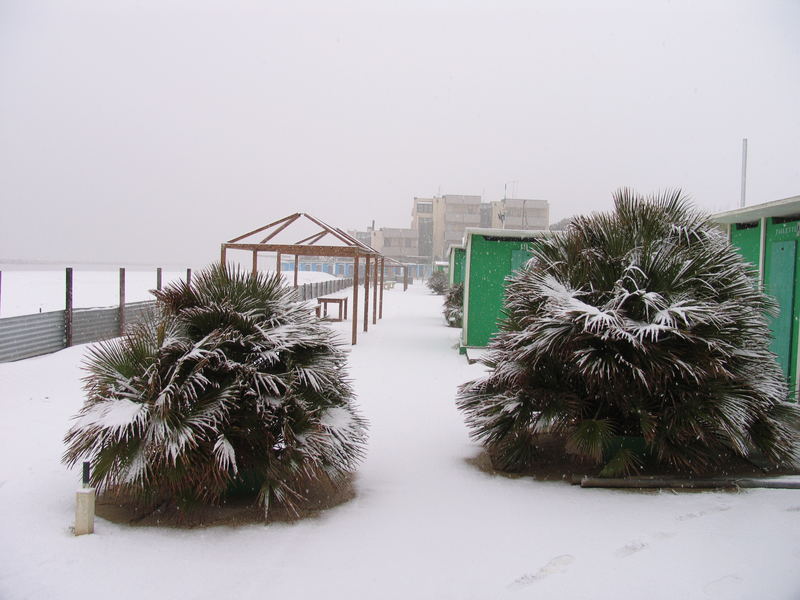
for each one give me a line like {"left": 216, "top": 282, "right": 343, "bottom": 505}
{"left": 427, "top": 271, "right": 449, "bottom": 295}
{"left": 443, "top": 283, "right": 464, "bottom": 328}
{"left": 458, "top": 190, "right": 799, "bottom": 476}
{"left": 63, "top": 263, "right": 367, "bottom": 516}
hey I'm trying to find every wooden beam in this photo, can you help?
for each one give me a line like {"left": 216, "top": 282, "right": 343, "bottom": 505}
{"left": 379, "top": 257, "right": 384, "bottom": 319}
{"left": 372, "top": 257, "right": 378, "bottom": 325}
{"left": 333, "top": 225, "right": 378, "bottom": 253}
{"left": 252, "top": 250, "right": 258, "bottom": 276}
{"left": 363, "top": 255, "right": 370, "bottom": 332}
{"left": 227, "top": 213, "right": 301, "bottom": 243}
{"left": 352, "top": 256, "right": 360, "bottom": 345}
{"left": 307, "top": 232, "right": 331, "bottom": 245}
{"left": 403, "top": 265, "right": 408, "bottom": 291}
{"left": 304, "top": 213, "right": 364, "bottom": 248}
{"left": 220, "top": 244, "right": 227, "bottom": 265}
{"left": 259, "top": 213, "right": 302, "bottom": 243}
{"left": 295, "top": 230, "right": 328, "bottom": 245}
{"left": 293, "top": 255, "right": 299, "bottom": 288}
{"left": 276, "top": 252, "right": 282, "bottom": 277}
{"left": 224, "top": 243, "right": 364, "bottom": 258}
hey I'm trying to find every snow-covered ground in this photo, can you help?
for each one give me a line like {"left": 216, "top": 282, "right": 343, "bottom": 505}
{"left": 0, "top": 269, "right": 337, "bottom": 317}
{"left": 2, "top": 284, "right": 800, "bottom": 599}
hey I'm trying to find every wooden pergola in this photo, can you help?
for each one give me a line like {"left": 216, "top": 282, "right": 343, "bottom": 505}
{"left": 221, "top": 212, "right": 397, "bottom": 345}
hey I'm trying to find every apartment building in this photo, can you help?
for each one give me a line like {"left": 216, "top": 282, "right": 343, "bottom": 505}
{"left": 411, "top": 197, "right": 434, "bottom": 259}
{"left": 489, "top": 198, "right": 549, "bottom": 230}
{"left": 432, "top": 195, "right": 482, "bottom": 261}
{"left": 370, "top": 227, "right": 419, "bottom": 261}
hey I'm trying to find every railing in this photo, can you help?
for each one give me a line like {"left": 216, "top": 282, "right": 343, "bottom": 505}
{"left": 0, "top": 278, "right": 353, "bottom": 363}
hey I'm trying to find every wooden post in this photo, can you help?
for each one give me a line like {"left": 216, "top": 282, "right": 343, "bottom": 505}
{"left": 352, "top": 256, "right": 360, "bottom": 345}
{"left": 403, "top": 265, "right": 408, "bottom": 291}
{"left": 186, "top": 268, "right": 192, "bottom": 287}
{"left": 379, "top": 258, "right": 385, "bottom": 319}
{"left": 363, "top": 255, "right": 370, "bottom": 332}
{"left": 156, "top": 267, "right": 162, "bottom": 291}
{"left": 220, "top": 244, "right": 227, "bottom": 265}
{"left": 294, "top": 255, "right": 299, "bottom": 288}
{"left": 276, "top": 252, "right": 282, "bottom": 277}
{"left": 252, "top": 250, "right": 258, "bottom": 276}
{"left": 372, "top": 257, "right": 378, "bottom": 325}
{"left": 65, "top": 268, "right": 73, "bottom": 347}
{"left": 119, "top": 267, "right": 126, "bottom": 336}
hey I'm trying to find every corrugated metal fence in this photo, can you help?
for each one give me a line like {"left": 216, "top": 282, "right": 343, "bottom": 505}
{"left": 0, "top": 278, "right": 353, "bottom": 363}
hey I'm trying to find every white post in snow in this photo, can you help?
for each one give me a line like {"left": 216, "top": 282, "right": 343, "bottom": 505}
{"left": 74, "top": 462, "right": 95, "bottom": 536}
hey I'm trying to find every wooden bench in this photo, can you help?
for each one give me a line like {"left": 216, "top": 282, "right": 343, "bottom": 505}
{"left": 317, "top": 296, "right": 348, "bottom": 321}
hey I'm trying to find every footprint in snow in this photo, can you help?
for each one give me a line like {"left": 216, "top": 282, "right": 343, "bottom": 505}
{"left": 677, "top": 504, "right": 731, "bottom": 521}
{"left": 702, "top": 574, "right": 742, "bottom": 596}
{"left": 615, "top": 540, "right": 648, "bottom": 558}
{"left": 508, "top": 554, "right": 575, "bottom": 589}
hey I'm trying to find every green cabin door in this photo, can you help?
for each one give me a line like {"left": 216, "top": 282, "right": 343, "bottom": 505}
{"left": 766, "top": 240, "right": 797, "bottom": 378}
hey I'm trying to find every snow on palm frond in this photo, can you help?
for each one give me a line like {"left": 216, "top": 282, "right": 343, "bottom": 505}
{"left": 443, "top": 283, "right": 464, "bottom": 327}
{"left": 458, "top": 189, "right": 799, "bottom": 476}
{"left": 427, "top": 271, "right": 449, "bottom": 295}
{"left": 64, "top": 263, "right": 368, "bottom": 516}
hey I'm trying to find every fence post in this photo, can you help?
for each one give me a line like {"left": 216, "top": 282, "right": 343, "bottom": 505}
{"left": 65, "top": 268, "right": 73, "bottom": 347}
{"left": 186, "top": 268, "right": 192, "bottom": 288}
{"left": 157, "top": 267, "right": 162, "bottom": 291}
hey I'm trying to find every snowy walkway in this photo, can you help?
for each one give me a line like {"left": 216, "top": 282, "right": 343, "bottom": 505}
{"left": 2, "top": 284, "right": 800, "bottom": 599}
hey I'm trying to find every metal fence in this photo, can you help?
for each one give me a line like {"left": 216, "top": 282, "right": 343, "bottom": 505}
{"left": 0, "top": 278, "right": 353, "bottom": 363}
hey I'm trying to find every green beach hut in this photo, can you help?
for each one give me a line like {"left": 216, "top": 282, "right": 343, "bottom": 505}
{"left": 460, "top": 228, "right": 551, "bottom": 357}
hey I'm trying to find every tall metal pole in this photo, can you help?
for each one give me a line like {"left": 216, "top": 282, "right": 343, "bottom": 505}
{"left": 65, "top": 268, "right": 73, "bottom": 347}
{"left": 740, "top": 138, "right": 748, "bottom": 208}
{"left": 119, "top": 267, "right": 126, "bottom": 336}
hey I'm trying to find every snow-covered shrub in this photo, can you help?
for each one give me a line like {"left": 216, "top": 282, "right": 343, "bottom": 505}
{"left": 443, "top": 283, "right": 464, "bottom": 328}
{"left": 458, "top": 189, "right": 799, "bottom": 476}
{"left": 63, "top": 263, "right": 367, "bottom": 516}
{"left": 427, "top": 271, "right": 449, "bottom": 295}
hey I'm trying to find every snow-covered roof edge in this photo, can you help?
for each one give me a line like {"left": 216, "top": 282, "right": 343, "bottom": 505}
{"left": 446, "top": 243, "right": 464, "bottom": 257}
{"left": 462, "top": 227, "right": 553, "bottom": 239}
{"left": 711, "top": 194, "right": 800, "bottom": 224}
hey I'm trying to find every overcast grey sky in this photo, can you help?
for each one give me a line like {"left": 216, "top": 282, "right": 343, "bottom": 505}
{"left": 1, "top": 0, "right": 798, "bottom": 265}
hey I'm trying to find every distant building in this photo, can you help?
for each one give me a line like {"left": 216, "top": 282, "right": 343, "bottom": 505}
{"left": 370, "top": 227, "right": 419, "bottom": 261}
{"left": 410, "top": 194, "right": 549, "bottom": 262}
{"left": 347, "top": 228, "right": 374, "bottom": 248}
{"left": 411, "top": 198, "right": 434, "bottom": 259}
{"left": 490, "top": 198, "right": 549, "bottom": 230}
{"left": 432, "top": 195, "right": 482, "bottom": 261}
